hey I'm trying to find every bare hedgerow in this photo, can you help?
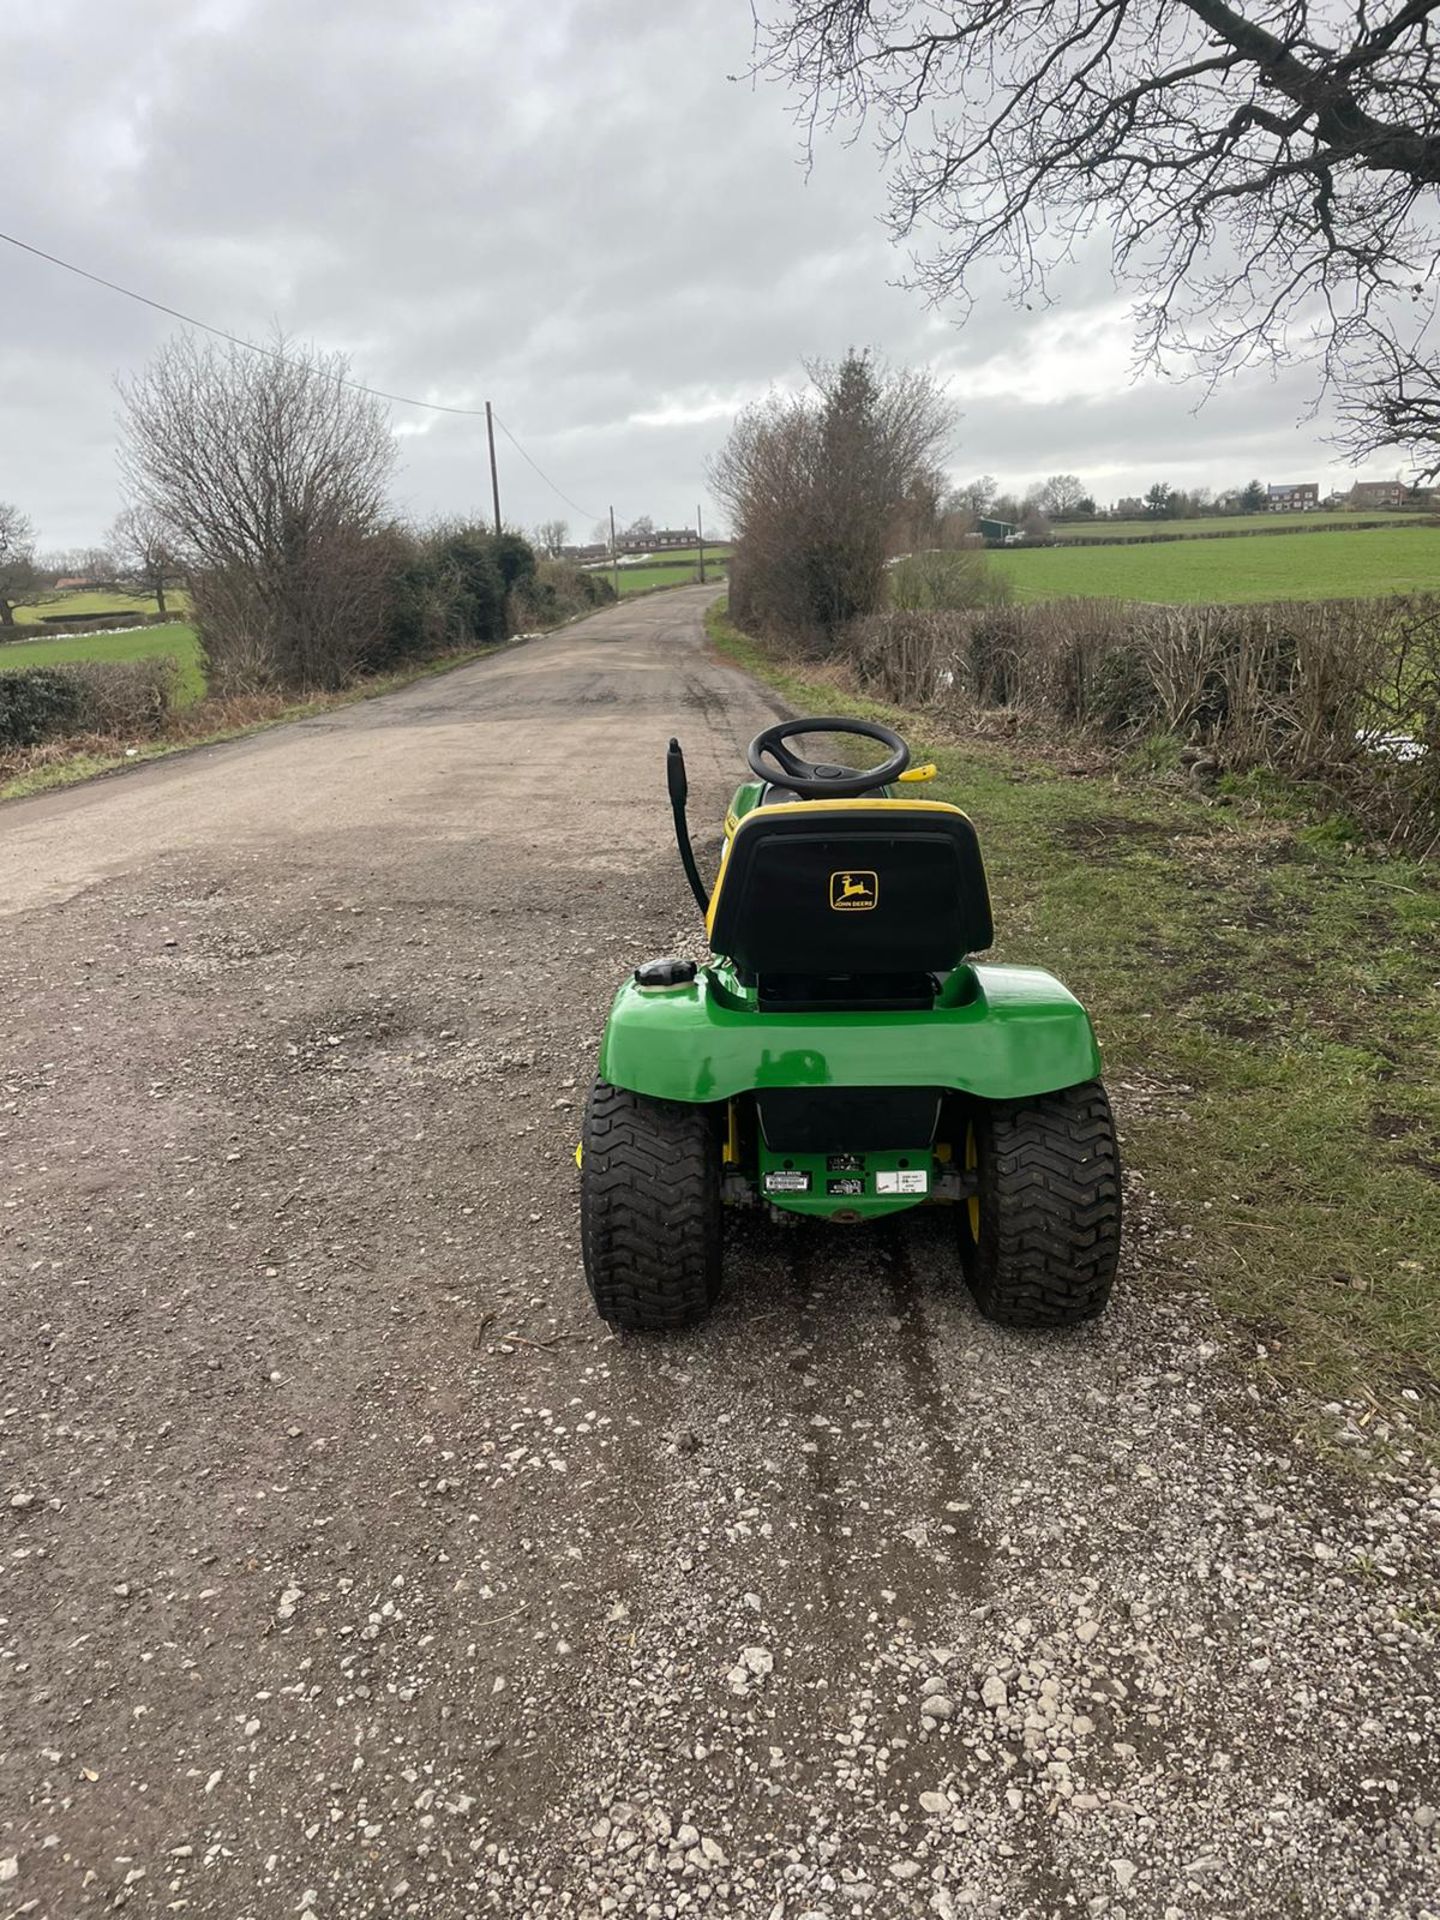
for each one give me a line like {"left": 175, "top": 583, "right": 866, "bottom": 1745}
{"left": 118, "top": 331, "right": 396, "bottom": 693}
{"left": 845, "top": 595, "right": 1440, "bottom": 850}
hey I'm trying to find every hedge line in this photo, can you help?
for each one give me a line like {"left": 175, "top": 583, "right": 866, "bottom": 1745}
{"left": 0, "top": 657, "right": 181, "bottom": 750}
{"left": 846, "top": 596, "right": 1440, "bottom": 852}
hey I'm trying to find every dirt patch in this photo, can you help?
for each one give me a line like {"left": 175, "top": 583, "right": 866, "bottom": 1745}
{"left": 1055, "top": 812, "right": 1209, "bottom": 853}
{"left": 1372, "top": 1111, "right": 1424, "bottom": 1139}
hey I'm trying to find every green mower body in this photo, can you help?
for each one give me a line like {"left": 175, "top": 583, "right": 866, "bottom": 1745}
{"left": 581, "top": 723, "right": 1122, "bottom": 1330}
{"left": 599, "top": 955, "right": 1100, "bottom": 1222}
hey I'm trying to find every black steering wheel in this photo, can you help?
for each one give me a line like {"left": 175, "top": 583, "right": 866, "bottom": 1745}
{"left": 747, "top": 716, "right": 909, "bottom": 799}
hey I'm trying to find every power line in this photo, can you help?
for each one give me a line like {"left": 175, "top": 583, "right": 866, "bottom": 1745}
{"left": 0, "top": 225, "right": 607, "bottom": 528}
{"left": 2, "top": 225, "right": 609, "bottom": 525}
{"left": 491, "top": 412, "right": 602, "bottom": 523}
{"left": 0, "top": 227, "right": 495, "bottom": 417}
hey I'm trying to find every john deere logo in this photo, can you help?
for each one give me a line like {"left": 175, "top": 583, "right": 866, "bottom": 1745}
{"left": 830, "top": 869, "right": 878, "bottom": 912}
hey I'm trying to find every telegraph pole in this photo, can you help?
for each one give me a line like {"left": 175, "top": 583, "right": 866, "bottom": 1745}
{"left": 609, "top": 506, "right": 620, "bottom": 601}
{"left": 696, "top": 503, "right": 706, "bottom": 585}
{"left": 485, "top": 402, "right": 502, "bottom": 535}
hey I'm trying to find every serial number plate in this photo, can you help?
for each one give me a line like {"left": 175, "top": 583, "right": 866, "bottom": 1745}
{"left": 763, "top": 1170, "right": 811, "bottom": 1194}
{"left": 876, "top": 1170, "right": 928, "bottom": 1195}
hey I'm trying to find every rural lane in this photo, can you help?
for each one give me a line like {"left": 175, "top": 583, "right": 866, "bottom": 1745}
{"left": 1, "top": 585, "right": 1436, "bottom": 1919}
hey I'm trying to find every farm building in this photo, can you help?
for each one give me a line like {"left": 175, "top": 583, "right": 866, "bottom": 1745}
{"left": 1267, "top": 483, "right": 1320, "bottom": 511}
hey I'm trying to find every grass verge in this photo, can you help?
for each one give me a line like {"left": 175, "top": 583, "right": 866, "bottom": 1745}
{"left": 707, "top": 601, "right": 1440, "bottom": 1436}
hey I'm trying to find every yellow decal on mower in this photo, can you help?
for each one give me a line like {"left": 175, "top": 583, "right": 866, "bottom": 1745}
{"left": 830, "top": 870, "right": 878, "bottom": 912}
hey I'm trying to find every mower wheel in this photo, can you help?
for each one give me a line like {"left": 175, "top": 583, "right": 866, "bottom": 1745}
{"left": 580, "top": 1080, "right": 722, "bottom": 1331}
{"left": 961, "top": 1081, "right": 1121, "bottom": 1328}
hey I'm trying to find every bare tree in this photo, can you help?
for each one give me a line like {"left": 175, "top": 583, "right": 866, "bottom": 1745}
{"left": 755, "top": 2, "right": 1440, "bottom": 462}
{"left": 534, "top": 518, "right": 569, "bottom": 557}
{"left": 0, "top": 502, "right": 38, "bottom": 628}
{"left": 710, "top": 349, "right": 954, "bottom": 641}
{"left": 949, "top": 475, "right": 996, "bottom": 519}
{"left": 1038, "top": 474, "right": 1090, "bottom": 518}
{"left": 37, "top": 545, "right": 115, "bottom": 584}
{"left": 111, "top": 504, "right": 180, "bottom": 617}
{"left": 118, "top": 332, "right": 397, "bottom": 690}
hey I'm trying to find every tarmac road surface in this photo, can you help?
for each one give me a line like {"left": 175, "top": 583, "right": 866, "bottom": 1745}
{"left": 1, "top": 584, "right": 1436, "bottom": 1919}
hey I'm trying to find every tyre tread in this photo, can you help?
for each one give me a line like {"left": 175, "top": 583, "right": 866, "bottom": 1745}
{"left": 965, "top": 1081, "right": 1121, "bottom": 1328}
{"left": 580, "top": 1080, "right": 722, "bottom": 1331}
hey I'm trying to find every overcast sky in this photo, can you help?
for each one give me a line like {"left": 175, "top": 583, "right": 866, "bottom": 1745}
{"left": 2, "top": 0, "right": 1410, "bottom": 551}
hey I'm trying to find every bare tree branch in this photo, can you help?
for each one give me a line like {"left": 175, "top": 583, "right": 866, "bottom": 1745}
{"left": 753, "top": 1, "right": 1440, "bottom": 456}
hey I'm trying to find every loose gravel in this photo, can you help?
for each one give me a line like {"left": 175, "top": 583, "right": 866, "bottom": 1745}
{"left": 1, "top": 588, "right": 1436, "bottom": 1919}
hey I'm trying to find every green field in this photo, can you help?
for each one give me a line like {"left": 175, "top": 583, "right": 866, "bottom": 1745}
{"left": 1053, "top": 510, "right": 1415, "bottom": 541}
{"left": 0, "top": 621, "right": 204, "bottom": 702}
{"left": 993, "top": 523, "right": 1440, "bottom": 603}
{"left": 625, "top": 546, "right": 731, "bottom": 567}
{"left": 610, "top": 559, "right": 728, "bottom": 595}
{"left": 12, "top": 587, "right": 191, "bottom": 627}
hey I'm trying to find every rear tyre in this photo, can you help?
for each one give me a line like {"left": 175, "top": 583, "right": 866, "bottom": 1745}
{"left": 960, "top": 1081, "right": 1121, "bottom": 1327}
{"left": 580, "top": 1080, "right": 722, "bottom": 1331}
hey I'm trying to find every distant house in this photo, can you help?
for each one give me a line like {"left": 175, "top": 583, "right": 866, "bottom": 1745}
{"left": 977, "top": 516, "right": 1018, "bottom": 543}
{"left": 615, "top": 527, "right": 698, "bottom": 555}
{"left": 1267, "top": 483, "right": 1320, "bottom": 511}
{"left": 1348, "top": 480, "right": 1407, "bottom": 510}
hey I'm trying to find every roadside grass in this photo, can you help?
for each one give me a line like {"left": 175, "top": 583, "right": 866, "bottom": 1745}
{"left": 706, "top": 602, "right": 1440, "bottom": 1433}
{"left": 0, "top": 621, "right": 205, "bottom": 702}
{"left": 993, "top": 523, "right": 1440, "bottom": 603}
{"left": 1054, "top": 511, "right": 1416, "bottom": 541}
{"left": 11, "top": 586, "right": 192, "bottom": 625}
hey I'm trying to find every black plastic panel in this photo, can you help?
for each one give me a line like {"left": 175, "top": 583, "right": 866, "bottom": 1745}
{"left": 756, "top": 1086, "right": 943, "bottom": 1153}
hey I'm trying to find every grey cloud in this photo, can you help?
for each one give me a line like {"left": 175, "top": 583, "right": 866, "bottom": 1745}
{"left": 2, "top": 0, "right": 1387, "bottom": 550}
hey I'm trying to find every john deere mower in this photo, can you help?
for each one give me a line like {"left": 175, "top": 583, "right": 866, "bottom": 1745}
{"left": 580, "top": 718, "right": 1121, "bottom": 1331}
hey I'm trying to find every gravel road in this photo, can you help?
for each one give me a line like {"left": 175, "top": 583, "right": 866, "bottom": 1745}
{"left": 2, "top": 584, "right": 1437, "bottom": 1920}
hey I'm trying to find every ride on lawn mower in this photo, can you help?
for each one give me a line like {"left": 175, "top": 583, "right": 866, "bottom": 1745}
{"left": 580, "top": 717, "right": 1121, "bottom": 1331}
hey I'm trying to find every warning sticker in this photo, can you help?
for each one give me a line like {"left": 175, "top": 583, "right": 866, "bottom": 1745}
{"left": 827, "top": 1153, "right": 865, "bottom": 1172}
{"left": 763, "top": 1170, "right": 811, "bottom": 1194}
{"left": 876, "top": 1169, "right": 928, "bottom": 1196}
{"left": 826, "top": 1176, "right": 864, "bottom": 1197}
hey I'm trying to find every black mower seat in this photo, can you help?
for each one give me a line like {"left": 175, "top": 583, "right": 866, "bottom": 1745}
{"left": 759, "top": 781, "right": 889, "bottom": 804}
{"left": 707, "top": 799, "right": 993, "bottom": 980}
